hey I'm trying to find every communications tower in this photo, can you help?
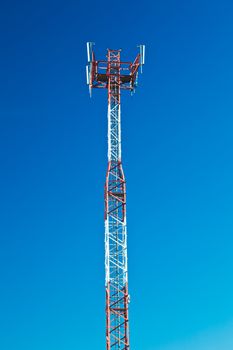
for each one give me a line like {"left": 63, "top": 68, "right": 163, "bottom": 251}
{"left": 86, "top": 43, "right": 145, "bottom": 350}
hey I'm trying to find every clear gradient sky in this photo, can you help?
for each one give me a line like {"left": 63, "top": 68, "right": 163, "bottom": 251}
{"left": 1, "top": 0, "right": 233, "bottom": 349}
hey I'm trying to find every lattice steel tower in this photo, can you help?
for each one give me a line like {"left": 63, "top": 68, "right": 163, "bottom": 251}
{"left": 86, "top": 43, "right": 145, "bottom": 350}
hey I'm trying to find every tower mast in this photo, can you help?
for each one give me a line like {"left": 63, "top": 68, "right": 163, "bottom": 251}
{"left": 86, "top": 43, "right": 145, "bottom": 350}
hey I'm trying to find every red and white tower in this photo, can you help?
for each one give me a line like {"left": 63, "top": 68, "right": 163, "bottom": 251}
{"left": 86, "top": 43, "right": 145, "bottom": 350}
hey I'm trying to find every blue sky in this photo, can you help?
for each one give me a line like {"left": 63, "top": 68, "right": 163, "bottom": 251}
{"left": 0, "top": 0, "right": 233, "bottom": 349}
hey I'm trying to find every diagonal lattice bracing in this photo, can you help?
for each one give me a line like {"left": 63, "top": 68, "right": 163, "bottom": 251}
{"left": 104, "top": 50, "right": 129, "bottom": 350}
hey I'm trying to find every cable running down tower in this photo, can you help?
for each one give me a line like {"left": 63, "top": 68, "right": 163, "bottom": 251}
{"left": 86, "top": 43, "right": 145, "bottom": 350}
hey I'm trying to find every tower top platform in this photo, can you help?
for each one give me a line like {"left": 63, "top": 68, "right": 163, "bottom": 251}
{"left": 86, "top": 44, "right": 145, "bottom": 93}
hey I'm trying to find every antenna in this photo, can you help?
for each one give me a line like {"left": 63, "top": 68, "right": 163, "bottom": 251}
{"left": 86, "top": 42, "right": 94, "bottom": 62}
{"left": 86, "top": 42, "right": 95, "bottom": 97}
{"left": 138, "top": 44, "right": 146, "bottom": 72}
{"left": 86, "top": 65, "right": 90, "bottom": 85}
